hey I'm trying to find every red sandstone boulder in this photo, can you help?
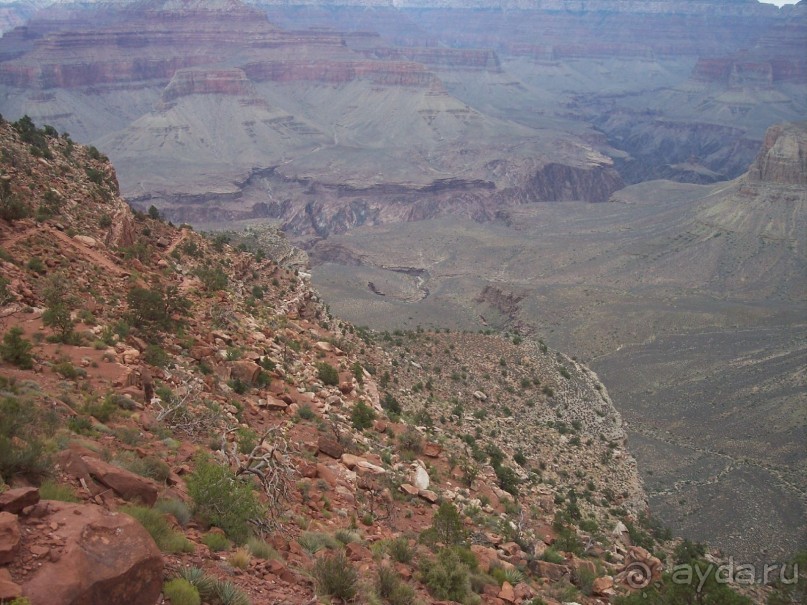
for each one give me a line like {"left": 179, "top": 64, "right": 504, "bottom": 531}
{"left": 318, "top": 436, "right": 344, "bottom": 459}
{"left": 0, "top": 487, "right": 40, "bottom": 514}
{"left": 0, "top": 568, "right": 21, "bottom": 601}
{"left": 22, "top": 502, "right": 163, "bottom": 605}
{"left": 81, "top": 456, "right": 159, "bottom": 505}
{"left": 230, "top": 360, "right": 261, "bottom": 384}
{"left": 0, "top": 512, "right": 20, "bottom": 564}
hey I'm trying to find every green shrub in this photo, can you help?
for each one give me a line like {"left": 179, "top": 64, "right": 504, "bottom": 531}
{"left": 155, "top": 498, "right": 192, "bottom": 526}
{"left": 143, "top": 344, "right": 170, "bottom": 368}
{"left": 176, "top": 567, "right": 215, "bottom": 600}
{"left": 387, "top": 537, "right": 414, "bottom": 564}
{"left": 26, "top": 257, "right": 45, "bottom": 273}
{"left": 187, "top": 455, "right": 264, "bottom": 544}
{"left": 298, "top": 531, "right": 340, "bottom": 554}
{"left": 38, "top": 479, "right": 79, "bottom": 502}
{"left": 212, "top": 579, "right": 251, "bottom": 605}
{"left": 420, "top": 547, "right": 472, "bottom": 602}
{"left": 0, "top": 184, "right": 27, "bottom": 221}
{"left": 541, "top": 547, "right": 565, "bottom": 564}
{"left": 121, "top": 505, "right": 194, "bottom": 554}
{"left": 195, "top": 266, "right": 228, "bottom": 292}
{"left": 425, "top": 502, "right": 466, "bottom": 546}
{"left": 334, "top": 529, "right": 361, "bottom": 545}
{"left": 82, "top": 396, "right": 116, "bottom": 422}
{"left": 352, "top": 361, "right": 364, "bottom": 384}
{"left": 0, "top": 327, "right": 33, "bottom": 369}
{"left": 381, "top": 392, "right": 402, "bottom": 417}
{"left": 228, "top": 547, "right": 251, "bottom": 569}
{"left": 202, "top": 532, "right": 231, "bottom": 552}
{"left": 126, "top": 285, "right": 189, "bottom": 330}
{"left": 377, "top": 566, "right": 416, "bottom": 605}
{"left": 0, "top": 396, "right": 50, "bottom": 482}
{"left": 53, "top": 360, "right": 85, "bottom": 380}
{"left": 296, "top": 404, "right": 315, "bottom": 421}
{"left": 494, "top": 464, "right": 520, "bottom": 496}
{"left": 491, "top": 565, "right": 524, "bottom": 586}
{"left": 313, "top": 552, "right": 358, "bottom": 601}
{"left": 398, "top": 427, "right": 422, "bottom": 455}
{"left": 351, "top": 401, "right": 376, "bottom": 431}
{"left": 316, "top": 362, "right": 339, "bottom": 386}
{"left": 163, "top": 578, "right": 200, "bottom": 605}
{"left": 246, "top": 537, "right": 278, "bottom": 560}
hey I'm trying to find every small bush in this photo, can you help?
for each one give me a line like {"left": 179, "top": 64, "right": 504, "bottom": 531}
{"left": 228, "top": 547, "right": 251, "bottom": 570}
{"left": 187, "top": 454, "right": 264, "bottom": 544}
{"left": 316, "top": 362, "right": 339, "bottom": 386}
{"left": 195, "top": 266, "right": 228, "bottom": 292}
{"left": 202, "top": 532, "right": 231, "bottom": 552}
{"left": 53, "top": 360, "right": 85, "bottom": 380}
{"left": 313, "top": 552, "right": 358, "bottom": 601}
{"left": 38, "top": 479, "right": 79, "bottom": 502}
{"left": 377, "top": 566, "right": 416, "bottom": 605}
{"left": 296, "top": 405, "right": 315, "bottom": 421}
{"left": 143, "top": 344, "right": 170, "bottom": 368}
{"left": 0, "top": 327, "right": 33, "bottom": 369}
{"left": 176, "top": 567, "right": 215, "bottom": 600}
{"left": 82, "top": 396, "right": 116, "bottom": 422}
{"left": 398, "top": 427, "right": 422, "bottom": 455}
{"left": 334, "top": 529, "right": 362, "bottom": 545}
{"left": 0, "top": 396, "right": 50, "bottom": 482}
{"left": 427, "top": 502, "right": 466, "bottom": 546}
{"left": 154, "top": 498, "right": 192, "bottom": 526}
{"left": 163, "top": 578, "right": 200, "bottom": 605}
{"left": 212, "top": 579, "right": 251, "bottom": 605}
{"left": 387, "top": 537, "right": 414, "bottom": 564}
{"left": 298, "top": 531, "right": 340, "bottom": 554}
{"left": 246, "top": 537, "right": 278, "bottom": 560}
{"left": 121, "top": 505, "right": 194, "bottom": 554}
{"left": 420, "top": 547, "right": 472, "bottom": 602}
{"left": 351, "top": 400, "right": 376, "bottom": 431}
{"left": 541, "top": 547, "right": 565, "bottom": 564}
{"left": 26, "top": 257, "right": 45, "bottom": 273}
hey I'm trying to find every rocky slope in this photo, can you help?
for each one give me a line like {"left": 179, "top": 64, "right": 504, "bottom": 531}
{"left": 0, "top": 118, "right": 701, "bottom": 605}
{"left": 307, "top": 123, "right": 807, "bottom": 568}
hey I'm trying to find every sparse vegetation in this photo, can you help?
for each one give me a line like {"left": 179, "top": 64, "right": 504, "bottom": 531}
{"left": 120, "top": 505, "right": 194, "bottom": 554}
{"left": 187, "top": 455, "right": 264, "bottom": 544}
{"left": 0, "top": 327, "right": 33, "bottom": 369}
{"left": 312, "top": 552, "right": 358, "bottom": 601}
{"left": 316, "top": 361, "right": 339, "bottom": 386}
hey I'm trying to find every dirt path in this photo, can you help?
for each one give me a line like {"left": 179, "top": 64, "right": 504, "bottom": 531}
{"left": 1, "top": 223, "right": 128, "bottom": 277}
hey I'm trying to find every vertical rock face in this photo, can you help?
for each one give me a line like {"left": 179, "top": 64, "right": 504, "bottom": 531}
{"left": 747, "top": 123, "right": 807, "bottom": 185}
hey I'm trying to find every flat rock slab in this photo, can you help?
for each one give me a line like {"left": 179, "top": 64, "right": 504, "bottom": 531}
{"left": 22, "top": 502, "right": 163, "bottom": 605}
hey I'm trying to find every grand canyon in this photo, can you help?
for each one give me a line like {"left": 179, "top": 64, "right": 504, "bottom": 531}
{"left": 0, "top": 0, "right": 804, "bottom": 600}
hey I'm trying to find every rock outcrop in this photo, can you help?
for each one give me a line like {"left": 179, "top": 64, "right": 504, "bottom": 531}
{"left": 21, "top": 502, "right": 163, "bottom": 605}
{"left": 746, "top": 123, "right": 807, "bottom": 185}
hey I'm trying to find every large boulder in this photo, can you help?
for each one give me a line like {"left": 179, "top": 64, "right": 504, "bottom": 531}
{"left": 230, "top": 360, "right": 261, "bottom": 385}
{"left": 22, "top": 502, "right": 163, "bottom": 605}
{"left": 411, "top": 463, "right": 430, "bottom": 491}
{"left": 0, "top": 487, "right": 40, "bottom": 514}
{"left": 0, "top": 512, "right": 20, "bottom": 564}
{"left": 80, "top": 456, "right": 159, "bottom": 506}
{"left": 0, "top": 568, "right": 21, "bottom": 601}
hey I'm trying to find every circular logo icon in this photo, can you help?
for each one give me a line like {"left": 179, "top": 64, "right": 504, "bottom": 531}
{"left": 625, "top": 561, "right": 652, "bottom": 589}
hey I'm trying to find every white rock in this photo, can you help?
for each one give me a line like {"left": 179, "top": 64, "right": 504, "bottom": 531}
{"left": 412, "top": 465, "right": 430, "bottom": 491}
